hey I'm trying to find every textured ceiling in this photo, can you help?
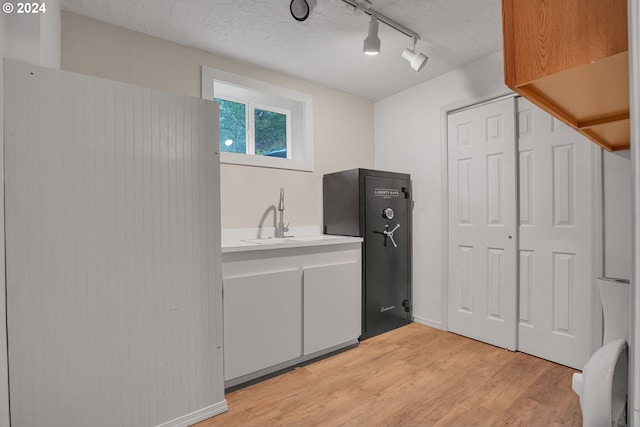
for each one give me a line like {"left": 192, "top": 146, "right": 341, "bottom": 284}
{"left": 59, "top": 0, "right": 504, "bottom": 101}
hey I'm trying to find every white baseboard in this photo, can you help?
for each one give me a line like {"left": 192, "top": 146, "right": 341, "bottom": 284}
{"left": 412, "top": 315, "right": 442, "bottom": 330}
{"left": 156, "top": 399, "right": 229, "bottom": 427}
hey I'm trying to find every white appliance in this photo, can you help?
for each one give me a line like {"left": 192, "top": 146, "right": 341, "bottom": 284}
{"left": 572, "top": 278, "right": 630, "bottom": 426}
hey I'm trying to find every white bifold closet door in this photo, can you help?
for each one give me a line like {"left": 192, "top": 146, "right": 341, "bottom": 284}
{"left": 447, "top": 96, "right": 594, "bottom": 369}
{"left": 4, "top": 60, "right": 224, "bottom": 427}
{"left": 447, "top": 97, "right": 518, "bottom": 350}
{"left": 517, "top": 98, "right": 594, "bottom": 369}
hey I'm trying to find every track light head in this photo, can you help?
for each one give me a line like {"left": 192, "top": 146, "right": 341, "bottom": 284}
{"left": 401, "top": 39, "right": 428, "bottom": 72}
{"left": 363, "top": 14, "right": 381, "bottom": 55}
{"left": 290, "top": 0, "right": 317, "bottom": 22}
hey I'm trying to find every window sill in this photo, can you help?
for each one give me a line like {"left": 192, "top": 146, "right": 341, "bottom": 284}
{"left": 221, "top": 152, "right": 313, "bottom": 172}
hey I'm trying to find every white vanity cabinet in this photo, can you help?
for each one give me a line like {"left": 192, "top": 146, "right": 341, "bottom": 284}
{"left": 221, "top": 238, "right": 362, "bottom": 388}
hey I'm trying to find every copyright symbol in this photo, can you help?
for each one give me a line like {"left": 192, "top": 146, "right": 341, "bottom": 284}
{"left": 2, "top": 3, "right": 13, "bottom": 13}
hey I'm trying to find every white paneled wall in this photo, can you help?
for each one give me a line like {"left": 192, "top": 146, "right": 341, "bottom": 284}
{"left": 4, "top": 60, "right": 225, "bottom": 427}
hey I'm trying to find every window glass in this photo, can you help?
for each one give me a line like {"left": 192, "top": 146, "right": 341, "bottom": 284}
{"left": 255, "top": 108, "right": 287, "bottom": 158}
{"left": 215, "top": 98, "right": 247, "bottom": 154}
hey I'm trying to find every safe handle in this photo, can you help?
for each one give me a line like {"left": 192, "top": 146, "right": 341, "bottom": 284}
{"left": 383, "top": 224, "right": 400, "bottom": 248}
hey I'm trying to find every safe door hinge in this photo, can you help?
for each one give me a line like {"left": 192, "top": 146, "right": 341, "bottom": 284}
{"left": 402, "top": 186, "right": 411, "bottom": 199}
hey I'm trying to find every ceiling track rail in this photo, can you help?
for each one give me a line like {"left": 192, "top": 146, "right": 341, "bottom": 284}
{"left": 339, "top": 0, "right": 421, "bottom": 41}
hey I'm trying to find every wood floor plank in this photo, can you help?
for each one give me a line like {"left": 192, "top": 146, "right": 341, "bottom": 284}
{"left": 196, "top": 323, "right": 582, "bottom": 426}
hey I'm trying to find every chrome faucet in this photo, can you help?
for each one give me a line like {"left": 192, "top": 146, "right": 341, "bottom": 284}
{"left": 275, "top": 187, "right": 290, "bottom": 238}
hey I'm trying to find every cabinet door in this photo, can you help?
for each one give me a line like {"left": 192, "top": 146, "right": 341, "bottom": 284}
{"left": 303, "top": 262, "right": 361, "bottom": 355}
{"left": 223, "top": 269, "right": 302, "bottom": 380}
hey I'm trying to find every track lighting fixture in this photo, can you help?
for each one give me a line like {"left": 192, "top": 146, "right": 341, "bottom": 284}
{"left": 402, "top": 37, "right": 428, "bottom": 72}
{"left": 363, "top": 14, "right": 381, "bottom": 55}
{"left": 290, "top": 0, "right": 429, "bottom": 71}
{"left": 290, "top": 0, "right": 317, "bottom": 22}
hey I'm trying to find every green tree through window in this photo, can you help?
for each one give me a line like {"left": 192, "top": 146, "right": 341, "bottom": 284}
{"left": 215, "top": 98, "right": 246, "bottom": 153}
{"left": 255, "top": 109, "right": 287, "bottom": 156}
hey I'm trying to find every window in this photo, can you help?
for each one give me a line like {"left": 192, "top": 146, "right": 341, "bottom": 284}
{"left": 202, "top": 66, "right": 313, "bottom": 172}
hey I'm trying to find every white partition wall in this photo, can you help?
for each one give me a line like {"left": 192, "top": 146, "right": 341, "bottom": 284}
{"left": 3, "top": 60, "right": 226, "bottom": 427}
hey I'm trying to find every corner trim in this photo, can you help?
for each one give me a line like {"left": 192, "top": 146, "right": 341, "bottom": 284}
{"left": 591, "top": 145, "right": 604, "bottom": 355}
{"left": 627, "top": 0, "right": 640, "bottom": 422}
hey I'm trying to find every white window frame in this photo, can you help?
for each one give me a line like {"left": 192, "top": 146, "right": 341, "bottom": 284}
{"left": 202, "top": 66, "right": 313, "bottom": 172}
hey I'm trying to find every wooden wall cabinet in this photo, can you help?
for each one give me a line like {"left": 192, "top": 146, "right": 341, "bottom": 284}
{"left": 502, "top": 0, "right": 629, "bottom": 151}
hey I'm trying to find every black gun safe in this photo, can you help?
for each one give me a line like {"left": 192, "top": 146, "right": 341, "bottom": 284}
{"left": 323, "top": 168, "right": 412, "bottom": 340}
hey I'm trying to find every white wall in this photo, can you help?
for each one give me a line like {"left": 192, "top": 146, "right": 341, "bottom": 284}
{"left": 4, "top": 10, "right": 40, "bottom": 64}
{"left": 2, "top": 5, "right": 61, "bottom": 426}
{"left": 374, "top": 51, "right": 508, "bottom": 327}
{"left": 39, "top": 0, "right": 61, "bottom": 68}
{"left": 603, "top": 149, "right": 632, "bottom": 279}
{"left": 4, "top": 0, "right": 60, "bottom": 69}
{"left": 60, "top": 12, "right": 375, "bottom": 230}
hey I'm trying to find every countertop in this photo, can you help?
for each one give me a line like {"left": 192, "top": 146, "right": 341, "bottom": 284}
{"left": 222, "top": 234, "right": 363, "bottom": 253}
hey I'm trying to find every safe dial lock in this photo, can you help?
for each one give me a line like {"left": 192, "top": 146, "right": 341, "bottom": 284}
{"left": 383, "top": 207, "right": 394, "bottom": 220}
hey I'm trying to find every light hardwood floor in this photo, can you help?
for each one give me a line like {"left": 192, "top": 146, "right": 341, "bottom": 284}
{"left": 197, "top": 323, "right": 582, "bottom": 426}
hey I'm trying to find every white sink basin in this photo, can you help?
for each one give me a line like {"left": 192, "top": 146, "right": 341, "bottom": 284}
{"left": 242, "top": 238, "right": 296, "bottom": 244}
{"left": 242, "top": 235, "right": 345, "bottom": 245}
{"left": 286, "top": 235, "right": 344, "bottom": 242}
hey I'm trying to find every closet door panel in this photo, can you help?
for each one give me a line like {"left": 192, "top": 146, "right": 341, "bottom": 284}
{"left": 447, "top": 98, "right": 518, "bottom": 350}
{"left": 517, "top": 98, "right": 594, "bottom": 369}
